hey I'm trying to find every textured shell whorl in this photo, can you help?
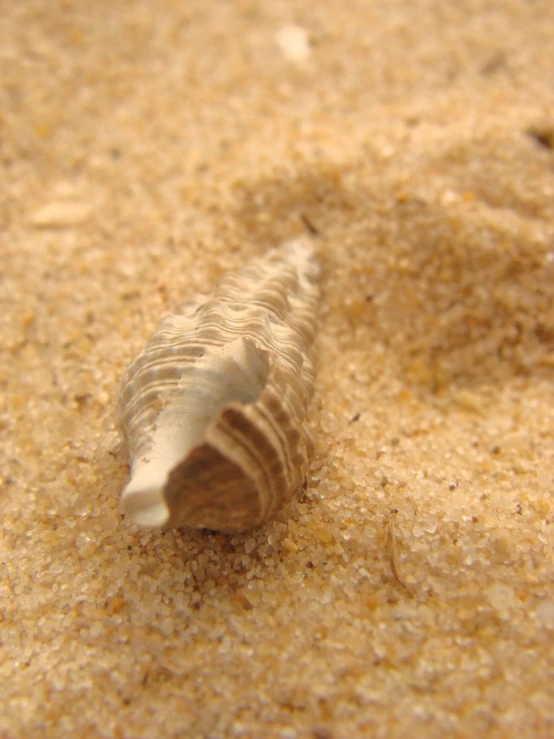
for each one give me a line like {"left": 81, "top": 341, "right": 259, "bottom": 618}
{"left": 117, "top": 238, "right": 320, "bottom": 533}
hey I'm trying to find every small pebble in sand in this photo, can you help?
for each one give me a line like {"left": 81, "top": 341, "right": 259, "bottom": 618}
{"left": 275, "top": 25, "right": 311, "bottom": 64}
{"left": 30, "top": 201, "right": 92, "bottom": 229}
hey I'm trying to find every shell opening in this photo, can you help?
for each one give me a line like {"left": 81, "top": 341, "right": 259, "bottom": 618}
{"left": 121, "top": 338, "right": 271, "bottom": 528}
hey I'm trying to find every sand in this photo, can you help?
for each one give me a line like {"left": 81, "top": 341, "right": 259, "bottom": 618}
{"left": 1, "top": 1, "right": 553, "bottom": 737}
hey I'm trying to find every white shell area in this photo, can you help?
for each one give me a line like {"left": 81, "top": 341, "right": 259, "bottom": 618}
{"left": 117, "top": 239, "right": 320, "bottom": 533}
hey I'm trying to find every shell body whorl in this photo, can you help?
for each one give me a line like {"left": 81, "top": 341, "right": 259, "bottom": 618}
{"left": 117, "top": 239, "right": 320, "bottom": 533}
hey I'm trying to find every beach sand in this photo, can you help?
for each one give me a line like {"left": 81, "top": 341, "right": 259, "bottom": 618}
{"left": 1, "top": 1, "right": 553, "bottom": 736}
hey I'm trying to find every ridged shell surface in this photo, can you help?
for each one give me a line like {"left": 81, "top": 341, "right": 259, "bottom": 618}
{"left": 117, "top": 239, "right": 320, "bottom": 533}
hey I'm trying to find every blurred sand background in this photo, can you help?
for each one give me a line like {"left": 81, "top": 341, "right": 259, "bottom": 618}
{"left": 1, "top": 1, "right": 553, "bottom": 737}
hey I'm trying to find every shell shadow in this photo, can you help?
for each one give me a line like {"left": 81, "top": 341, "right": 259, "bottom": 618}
{"left": 231, "top": 161, "right": 554, "bottom": 394}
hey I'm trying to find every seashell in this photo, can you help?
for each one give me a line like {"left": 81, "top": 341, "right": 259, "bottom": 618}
{"left": 117, "top": 239, "right": 320, "bottom": 533}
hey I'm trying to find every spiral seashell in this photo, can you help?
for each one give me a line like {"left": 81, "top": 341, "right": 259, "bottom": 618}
{"left": 117, "top": 239, "right": 320, "bottom": 533}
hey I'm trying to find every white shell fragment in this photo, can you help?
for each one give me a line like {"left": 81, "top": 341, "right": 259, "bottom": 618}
{"left": 275, "top": 25, "right": 311, "bottom": 64}
{"left": 117, "top": 239, "right": 320, "bottom": 533}
{"left": 30, "top": 201, "right": 92, "bottom": 228}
